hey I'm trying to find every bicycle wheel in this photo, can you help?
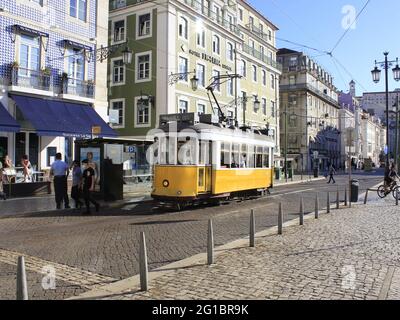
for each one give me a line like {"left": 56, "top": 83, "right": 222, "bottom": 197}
{"left": 377, "top": 185, "right": 387, "bottom": 198}
{"left": 392, "top": 186, "right": 400, "bottom": 200}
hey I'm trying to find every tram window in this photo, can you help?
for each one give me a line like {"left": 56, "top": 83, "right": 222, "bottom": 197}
{"left": 221, "top": 142, "right": 231, "bottom": 168}
{"left": 231, "top": 143, "right": 240, "bottom": 168}
{"left": 178, "top": 139, "right": 196, "bottom": 165}
{"left": 256, "top": 146, "right": 263, "bottom": 168}
{"left": 199, "top": 140, "right": 211, "bottom": 165}
{"left": 159, "top": 137, "right": 169, "bottom": 165}
{"left": 247, "top": 145, "right": 255, "bottom": 168}
{"left": 263, "top": 146, "right": 270, "bottom": 168}
{"left": 240, "top": 144, "right": 248, "bottom": 168}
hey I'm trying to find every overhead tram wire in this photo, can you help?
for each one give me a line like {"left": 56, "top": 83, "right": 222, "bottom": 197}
{"left": 329, "top": 0, "right": 372, "bottom": 55}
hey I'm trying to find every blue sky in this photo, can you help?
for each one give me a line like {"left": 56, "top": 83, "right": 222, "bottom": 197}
{"left": 250, "top": 0, "right": 400, "bottom": 95}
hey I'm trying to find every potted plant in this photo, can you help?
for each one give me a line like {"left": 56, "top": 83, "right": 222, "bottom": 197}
{"left": 10, "top": 61, "right": 19, "bottom": 85}
{"left": 41, "top": 67, "right": 51, "bottom": 90}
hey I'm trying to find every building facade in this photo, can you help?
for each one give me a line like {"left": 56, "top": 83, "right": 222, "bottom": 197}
{"left": 108, "top": 0, "right": 282, "bottom": 163}
{"left": 360, "top": 111, "right": 385, "bottom": 167}
{"left": 277, "top": 48, "right": 341, "bottom": 173}
{"left": 338, "top": 81, "right": 362, "bottom": 169}
{"left": 360, "top": 89, "right": 400, "bottom": 159}
{"left": 0, "top": 0, "right": 112, "bottom": 171}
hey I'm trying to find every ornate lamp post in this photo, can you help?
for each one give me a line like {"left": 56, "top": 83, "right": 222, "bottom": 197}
{"left": 371, "top": 53, "right": 400, "bottom": 179}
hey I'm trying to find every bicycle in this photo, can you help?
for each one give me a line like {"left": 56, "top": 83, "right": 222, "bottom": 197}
{"left": 377, "top": 179, "right": 400, "bottom": 200}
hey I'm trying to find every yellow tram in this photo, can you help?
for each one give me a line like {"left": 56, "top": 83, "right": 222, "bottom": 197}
{"left": 150, "top": 114, "right": 275, "bottom": 208}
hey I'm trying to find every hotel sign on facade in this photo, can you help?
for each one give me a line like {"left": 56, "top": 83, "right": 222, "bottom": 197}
{"left": 189, "top": 49, "right": 232, "bottom": 72}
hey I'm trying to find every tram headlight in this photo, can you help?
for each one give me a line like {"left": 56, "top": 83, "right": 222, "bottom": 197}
{"left": 162, "top": 180, "right": 170, "bottom": 188}
{"left": 177, "top": 191, "right": 182, "bottom": 195}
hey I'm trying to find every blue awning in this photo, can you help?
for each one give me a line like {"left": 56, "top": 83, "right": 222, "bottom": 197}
{"left": 10, "top": 95, "right": 117, "bottom": 138}
{"left": 63, "top": 39, "right": 92, "bottom": 51}
{"left": 0, "top": 102, "right": 20, "bottom": 132}
{"left": 14, "top": 25, "right": 49, "bottom": 38}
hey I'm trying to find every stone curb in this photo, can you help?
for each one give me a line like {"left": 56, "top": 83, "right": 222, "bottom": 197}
{"left": 68, "top": 182, "right": 381, "bottom": 300}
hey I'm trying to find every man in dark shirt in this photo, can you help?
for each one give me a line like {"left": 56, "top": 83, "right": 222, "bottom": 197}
{"left": 81, "top": 159, "right": 100, "bottom": 215}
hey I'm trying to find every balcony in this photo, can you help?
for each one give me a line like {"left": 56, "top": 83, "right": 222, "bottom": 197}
{"left": 280, "top": 83, "right": 339, "bottom": 106}
{"left": 182, "top": 0, "right": 241, "bottom": 36}
{"left": 60, "top": 76, "right": 95, "bottom": 101}
{"left": 245, "top": 23, "right": 273, "bottom": 43}
{"left": 242, "top": 44, "right": 282, "bottom": 71}
{"left": 9, "top": 66, "right": 52, "bottom": 94}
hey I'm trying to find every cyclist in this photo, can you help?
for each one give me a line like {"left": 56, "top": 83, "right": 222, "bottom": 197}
{"left": 389, "top": 165, "right": 400, "bottom": 188}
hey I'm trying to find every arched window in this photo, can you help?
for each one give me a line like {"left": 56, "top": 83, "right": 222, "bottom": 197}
{"left": 240, "top": 59, "right": 246, "bottom": 77}
{"left": 179, "top": 17, "right": 188, "bottom": 39}
{"left": 212, "top": 35, "right": 220, "bottom": 54}
{"left": 227, "top": 42, "right": 234, "bottom": 61}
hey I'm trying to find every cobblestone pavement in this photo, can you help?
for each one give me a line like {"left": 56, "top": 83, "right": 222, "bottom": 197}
{"left": 0, "top": 174, "right": 382, "bottom": 299}
{"left": 102, "top": 195, "right": 400, "bottom": 300}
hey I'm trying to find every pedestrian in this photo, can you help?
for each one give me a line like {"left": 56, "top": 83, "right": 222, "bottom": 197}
{"left": 327, "top": 164, "right": 336, "bottom": 184}
{"left": 50, "top": 153, "right": 70, "bottom": 210}
{"left": 21, "top": 155, "right": 32, "bottom": 182}
{"left": 0, "top": 163, "right": 6, "bottom": 200}
{"left": 81, "top": 159, "right": 100, "bottom": 215}
{"left": 70, "top": 160, "right": 83, "bottom": 209}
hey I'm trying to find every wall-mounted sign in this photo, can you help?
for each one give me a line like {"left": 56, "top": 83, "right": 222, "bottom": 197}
{"left": 189, "top": 49, "right": 232, "bottom": 72}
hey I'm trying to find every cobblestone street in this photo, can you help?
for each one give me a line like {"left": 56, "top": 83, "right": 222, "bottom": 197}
{"left": 90, "top": 195, "right": 400, "bottom": 300}
{"left": 0, "top": 174, "right": 384, "bottom": 299}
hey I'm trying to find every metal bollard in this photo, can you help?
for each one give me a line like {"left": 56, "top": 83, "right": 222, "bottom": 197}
{"left": 207, "top": 219, "right": 214, "bottom": 265}
{"left": 344, "top": 187, "right": 348, "bottom": 206}
{"left": 349, "top": 188, "right": 352, "bottom": 208}
{"left": 250, "top": 210, "right": 255, "bottom": 247}
{"left": 315, "top": 193, "right": 319, "bottom": 219}
{"left": 299, "top": 196, "right": 304, "bottom": 226}
{"left": 364, "top": 189, "right": 369, "bottom": 205}
{"left": 139, "top": 232, "right": 148, "bottom": 291}
{"left": 336, "top": 188, "right": 340, "bottom": 209}
{"left": 16, "top": 256, "right": 28, "bottom": 300}
{"left": 396, "top": 189, "right": 399, "bottom": 206}
{"left": 327, "top": 192, "right": 330, "bottom": 213}
{"left": 278, "top": 203, "right": 283, "bottom": 235}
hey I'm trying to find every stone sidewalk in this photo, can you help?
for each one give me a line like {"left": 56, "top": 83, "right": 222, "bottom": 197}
{"left": 72, "top": 187, "right": 400, "bottom": 300}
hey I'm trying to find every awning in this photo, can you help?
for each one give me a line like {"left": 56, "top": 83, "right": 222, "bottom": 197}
{"left": 14, "top": 25, "right": 49, "bottom": 38}
{"left": 0, "top": 102, "right": 20, "bottom": 132}
{"left": 10, "top": 95, "right": 117, "bottom": 138}
{"left": 62, "top": 39, "right": 92, "bottom": 51}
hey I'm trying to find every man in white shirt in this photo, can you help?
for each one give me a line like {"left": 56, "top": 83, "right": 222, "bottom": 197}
{"left": 50, "top": 153, "right": 70, "bottom": 209}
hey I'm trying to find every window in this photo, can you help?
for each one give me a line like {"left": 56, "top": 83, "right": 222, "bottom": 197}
{"left": 197, "top": 103, "right": 206, "bottom": 115}
{"left": 31, "top": 0, "right": 43, "bottom": 4}
{"left": 197, "top": 29, "right": 205, "bottom": 48}
{"left": 252, "top": 65, "right": 257, "bottom": 82}
{"left": 212, "top": 70, "right": 220, "bottom": 92}
{"left": 227, "top": 42, "right": 234, "bottom": 61}
{"left": 249, "top": 16, "right": 254, "bottom": 27}
{"left": 67, "top": 48, "right": 85, "bottom": 81}
{"left": 239, "top": 59, "right": 246, "bottom": 77}
{"left": 136, "top": 52, "right": 151, "bottom": 82}
{"left": 260, "top": 45, "right": 265, "bottom": 57}
{"left": 138, "top": 13, "right": 151, "bottom": 38}
{"left": 255, "top": 146, "right": 263, "bottom": 168}
{"left": 70, "top": 0, "right": 87, "bottom": 22}
{"left": 136, "top": 98, "right": 149, "bottom": 125}
{"left": 179, "top": 100, "right": 188, "bottom": 113}
{"left": 271, "top": 74, "right": 275, "bottom": 89}
{"left": 271, "top": 101, "right": 276, "bottom": 117}
{"left": 111, "top": 100, "right": 124, "bottom": 126}
{"left": 196, "top": 63, "right": 205, "bottom": 88}
{"left": 19, "top": 34, "right": 40, "bottom": 75}
{"left": 289, "top": 75, "right": 296, "bottom": 85}
{"left": 239, "top": 8, "right": 243, "bottom": 21}
{"left": 112, "top": 59, "right": 124, "bottom": 84}
{"left": 178, "top": 56, "right": 188, "bottom": 81}
{"left": 227, "top": 78, "right": 234, "bottom": 96}
{"left": 113, "top": 20, "right": 125, "bottom": 43}
{"left": 212, "top": 35, "right": 220, "bottom": 54}
{"left": 262, "top": 70, "right": 266, "bottom": 86}
{"left": 268, "top": 30, "right": 272, "bottom": 41}
{"left": 262, "top": 98, "right": 267, "bottom": 115}
{"left": 221, "top": 142, "right": 231, "bottom": 168}
{"left": 179, "top": 17, "right": 188, "bottom": 39}
{"left": 263, "top": 147, "right": 270, "bottom": 168}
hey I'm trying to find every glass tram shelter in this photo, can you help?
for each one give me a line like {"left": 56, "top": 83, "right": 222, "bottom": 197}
{"left": 74, "top": 137, "right": 152, "bottom": 201}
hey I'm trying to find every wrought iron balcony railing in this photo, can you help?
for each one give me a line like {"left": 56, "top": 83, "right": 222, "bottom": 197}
{"left": 242, "top": 44, "right": 282, "bottom": 71}
{"left": 61, "top": 76, "right": 95, "bottom": 99}
{"left": 10, "top": 66, "right": 52, "bottom": 91}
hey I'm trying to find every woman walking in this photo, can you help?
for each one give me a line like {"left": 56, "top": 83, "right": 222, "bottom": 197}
{"left": 71, "top": 160, "right": 83, "bottom": 209}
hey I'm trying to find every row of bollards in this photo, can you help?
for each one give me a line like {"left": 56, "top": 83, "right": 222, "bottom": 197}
{"left": 135, "top": 188, "right": 352, "bottom": 293}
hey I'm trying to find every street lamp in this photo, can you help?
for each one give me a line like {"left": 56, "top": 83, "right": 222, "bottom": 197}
{"left": 121, "top": 45, "right": 133, "bottom": 65}
{"left": 253, "top": 95, "right": 261, "bottom": 110}
{"left": 371, "top": 52, "right": 400, "bottom": 179}
{"left": 169, "top": 69, "right": 199, "bottom": 91}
